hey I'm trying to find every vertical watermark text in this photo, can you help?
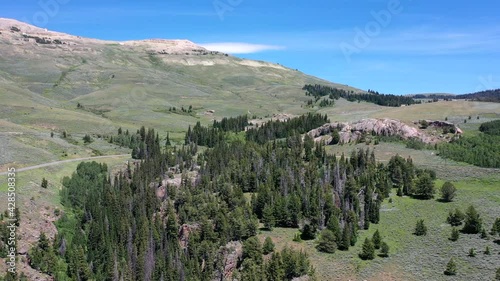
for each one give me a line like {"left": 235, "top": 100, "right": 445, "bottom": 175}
{"left": 6, "top": 167, "right": 17, "bottom": 274}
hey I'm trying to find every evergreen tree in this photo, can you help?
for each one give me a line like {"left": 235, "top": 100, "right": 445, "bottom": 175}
{"left": 449, "top": 228, "right": 459, "bottom": 241}
{"left": 447, "top": 208, "right": 465, "bottom": 226}
{"left": 266, "top": 252, "right": 284, "bottom": 281}
{"left": 261, "top": 204, "right": 275, "bottom": 231}
{"left": 326, "top": 216, "right": 342, "bottom": 243}
{"left": 468, "top": 248, "right": 476, "bottom": 257}
{"left": 300, "top": 223, "right": 316, "bottom": 240}
{"left": 165, "top": 133, "right": 171, "bottom": 146}
{"left": 480, "top": 228, "right": 488, "bottom": 239}
{"left": 462, "top": 205, "right": 482, "bottom": 234}
{"left": 83, "top": 134, "right": 93, "bottom": 143}
{"left": 359, "top": 238, "right": 375, "bottom": 260}
{"left": 440, "top": 181, "right": 457, "bottom": 202}
{"left": 41, "top": 178, "right": 48, "bottom": 188}
{"left": 316, "top": 229, "right": 337, "bottom": 253}
{"left": 338, "top": 226, "right": 350, "bottom": 251}
{"left": 444, "top": 258, "right": 457, "bottom": 275}
{"left": 485, "top": 246, "right": 491, "bottom": 255}
{"left": 262, "top": 237, "right": 275, "bottom": 255}
{"left": 491, "top": 218, "right": 500, "bottom": 236}
{"left": 372, "top": 230, "right": 381, "bottom": 249}
{"left": 330, "top": 129, "right": 340, "bottom": 145}
{"left": 379, "top": 242, "right": 389, "bottom": 257}
{"left": 396, "top": 187, "right": 403, "bottom": 197}
{"left": 243, "top": 236, "right": 263, "bottom": 265}
{"left": 28, "top": 232, "right": 57, "bottom": 275}
{"left": 240, "top": 258, "right": 263, "bottom": 281}
{"left": 414, "top": 172, "right": 435, "bottom": 199}
{"left": 414, "top": 219, "right": 427, "bottom": 236}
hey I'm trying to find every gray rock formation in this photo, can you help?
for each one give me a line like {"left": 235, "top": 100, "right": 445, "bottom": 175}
{"left": 212, "top": 241, "right": 243, "bottom": 281}
{"left": 307, "top": 118, "right": 442, "bottom": 144}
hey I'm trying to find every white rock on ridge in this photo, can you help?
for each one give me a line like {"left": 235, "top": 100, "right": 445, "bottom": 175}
{"left": 307, "top": 118, "right": 439, "bottom": 144}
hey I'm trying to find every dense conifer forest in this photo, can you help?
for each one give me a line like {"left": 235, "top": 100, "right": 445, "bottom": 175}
{"left": 20, "top": 112, "right": 444, "bottom": 280}
{"left": 302, "top": 84, "right": 419, "bottom": 107}
{"left": 438, "top": 120, "right": 500, "bottom": 168}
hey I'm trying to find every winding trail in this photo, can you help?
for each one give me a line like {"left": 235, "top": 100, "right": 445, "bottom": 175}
{"left": 0, "top": 154, "right": 130, "bottom": 175}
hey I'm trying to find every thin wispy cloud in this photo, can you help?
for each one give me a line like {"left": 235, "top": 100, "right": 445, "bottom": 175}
{"left": 275, "top": 25, "right": 500, "bottom": 55}
{"left": 199, "top": 42, "right": 285, "bottom": 54}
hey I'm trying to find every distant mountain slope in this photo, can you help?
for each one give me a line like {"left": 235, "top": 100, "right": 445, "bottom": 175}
{"left": 456, "top": 89, "right": 500, "bottom": 102}
{"left": 0, "top": 18, "right": 362, "bottom": 134}
{"left": 409, "top": 90, "right": 500, "bottom": 102}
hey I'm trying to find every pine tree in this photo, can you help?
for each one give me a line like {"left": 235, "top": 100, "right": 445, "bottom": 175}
{"left": 261, "top": 204, "right": 275, "bottom": 231}
{"left": 359, "top": 238, "right": 375, "bottom": 260}
{"left": 468, "top": 248, "right": 476, "bottom": 257}
{"left": 396, "top": 187, "right": 403, "bottom": 197}
{"left": 379, "top": 242, "right": 389, "bottom": 257}
{"left": 300, "top": 223, "right": 316, "bottom": 240}
{"left": 338, "top": 226, "right": 350, "bottom": 251}
{"left": 241, "top": 258, "right": 263, "bottom": 281}
{"left": 449, "top": 228, "right": 459, "bottom": 241}
{"left": 326, "top": 216, "right": 342, "bottom": 243}
{"left": 414, "top": 219, "right": 427, "bottom": 236}
{"left": 41, "top": 178, "right": 48, "bottom": 188}
{"left": 316, "top": 229, "right": 337, "bottom": 253}
{"left": 330, "top": 129, "right": 340, "bottom": 145}
{"left": 262, "top": 237, "right": 275, "bottom": 255}
{"left": 462, "top": 205, "right": 482, "bottom": 234}
{"left": 372, "top": 230, "right": 381, "bottom": 249}
{"left": 484, "top": 246, "right": 491, "bottom": 255}
{"left": 444, "top": 258, "right": 457, "bottom": 275}
{"left": 492, "top": 218, "right": 500, "bottom": 236}
{"left": 414, "top": 173, "right": 435, "bottom": 199}
{"left": 480, "top": 228, "right": 488, "bottom": 239}
{"left": 243, "top": 236, "right": 263, "bottom": 264}
{"left": 165, "top": 133, "right": 171, "bottom": 146}
{"left": 440, "top": 181, "right": 456, "bottom": 202}
{"left": 447, "top": 208, "right": 465, "bottom": 226}
{"left": 266, "top": 252, "right": 284, "bottom": 281}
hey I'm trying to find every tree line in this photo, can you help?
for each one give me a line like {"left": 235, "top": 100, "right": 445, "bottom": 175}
{"left": 438, "top": 133, "right": 500, "bottom": 168}
{"left": 302, "top": 84, "right": 419, "bottom": 107}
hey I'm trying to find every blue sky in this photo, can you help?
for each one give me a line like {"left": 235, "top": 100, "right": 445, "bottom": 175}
{"left": 2, "top": 0, "right": 500, "bottom": 94}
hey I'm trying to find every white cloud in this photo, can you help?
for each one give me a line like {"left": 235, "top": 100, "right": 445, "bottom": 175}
{"left": 199, "top": 42, "right": 285, "bottom": 54}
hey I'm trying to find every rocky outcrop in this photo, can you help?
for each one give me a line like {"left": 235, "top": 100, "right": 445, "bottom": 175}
{"left": 178, "top": 223, "right": 200, "bottom": 249}
{"left": 308, "top": 118, "right": 437, "bottom": 144}
{"left": 212, "top": 241, "right": 243, "bottom": 281}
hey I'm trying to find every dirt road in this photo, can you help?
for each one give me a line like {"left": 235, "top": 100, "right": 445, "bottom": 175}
{"left": 0, "top": 154, "right": 130, "bottom": 175}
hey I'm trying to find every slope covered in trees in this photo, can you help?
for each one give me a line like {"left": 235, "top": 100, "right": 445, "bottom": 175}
{"left": 35, "top": 111, "right": 439, "bottom": 280}
{"left": 456, "top": 89, "right": 500, "bottom": 102}
{"left": 303, "top": 84, "right": 419, "bottom": 107}
{"left": 479, "top": 120, "right": 500, "bottom": 136}
{"left": 438, "top": 133, "right": 500, "bottom": 168}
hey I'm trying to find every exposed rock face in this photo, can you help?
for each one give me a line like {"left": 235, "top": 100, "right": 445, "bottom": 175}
{"left": 426, "top": 120, "right": 463, "bottom": 134}
{"left": 212, "top": 241, "right": 243, "bottom": 281}
{"left": 178, "top": 224, "right": 200, "bottom": 249}
{"left": 308, "top": 118, "right": 438, "bottom": 144}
